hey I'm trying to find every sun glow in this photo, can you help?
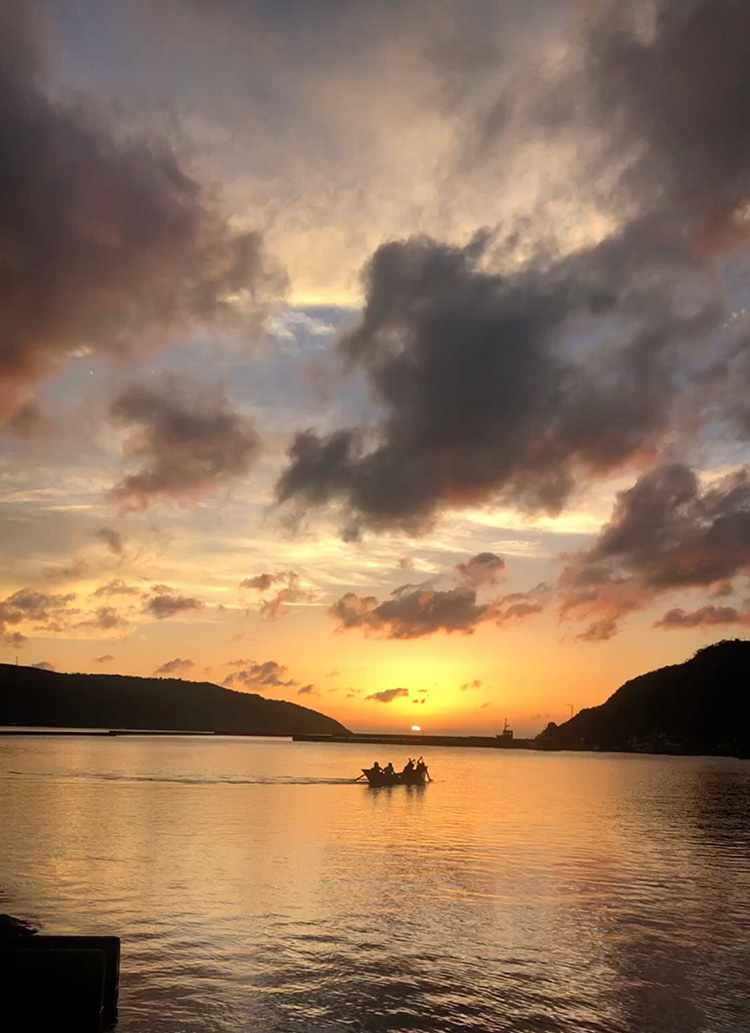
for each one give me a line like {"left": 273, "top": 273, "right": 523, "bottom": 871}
{"left": 411, "top": 725, "right": 422, "bottom": 732}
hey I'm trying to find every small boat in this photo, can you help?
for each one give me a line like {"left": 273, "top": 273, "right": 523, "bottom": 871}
{"left": 360, "top": 763, "right": 430, "bottom": 787}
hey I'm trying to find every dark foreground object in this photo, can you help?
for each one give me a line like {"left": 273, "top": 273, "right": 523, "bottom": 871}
{"left": 0, "top": 660, "right": 350, "bottom": 737}
{"left": 0, "top": 933, "right": 120, "bottom": 1031}
{"left": 537, "top": 639, "right": 750, "bottom": 757}
{"left": 362, "top": 768, "right": 428, "bottom": 787}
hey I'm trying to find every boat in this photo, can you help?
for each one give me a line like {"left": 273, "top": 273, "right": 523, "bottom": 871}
{"left": 360, "top": 763, "right": 430, "bottom": 787}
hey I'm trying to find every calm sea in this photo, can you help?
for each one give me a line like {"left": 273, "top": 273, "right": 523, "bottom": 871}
{"left": 1, "top": 736, "right": 749, "bottom": 1032}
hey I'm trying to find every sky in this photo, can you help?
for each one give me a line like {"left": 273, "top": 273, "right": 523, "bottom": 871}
{"left": 1, "top": 0, "right": 749, "bottom": 736}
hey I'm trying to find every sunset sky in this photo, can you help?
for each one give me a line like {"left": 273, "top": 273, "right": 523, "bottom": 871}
{"left": 1, "top": 0, "right": 749, "bottom": 736}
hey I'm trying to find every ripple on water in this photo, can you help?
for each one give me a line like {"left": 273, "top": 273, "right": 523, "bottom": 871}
{"left": 1, "top": 739, "right": 749, "bottom": 1032}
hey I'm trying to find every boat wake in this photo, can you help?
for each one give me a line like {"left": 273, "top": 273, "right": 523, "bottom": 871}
{"left": 4, "top": 771, "right": 362, "bottom": 786}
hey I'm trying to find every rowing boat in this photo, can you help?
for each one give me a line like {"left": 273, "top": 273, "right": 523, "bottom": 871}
{"left": 361, "top": 767, "right": 429, "bottom": 787}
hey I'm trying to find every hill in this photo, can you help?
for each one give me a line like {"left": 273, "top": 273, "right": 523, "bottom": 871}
{"left": 0, "top": 664, "right": 350, "bottom": 737}
{"left": 537, "top": 640, "right": 749, "bottom": 757}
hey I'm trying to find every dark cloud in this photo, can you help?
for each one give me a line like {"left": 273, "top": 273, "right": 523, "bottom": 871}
{"left": 240, "top": 573, "right": 276, "bottom": 591}
{"left": 297, "top": 683, "right": 316, "bottom": 696}
{"left": 154, "top": 657, "right": 195, "bottom": 675}
{"left": 364, "top": 687, "right": 409, "bottom": 703}
{"left": 277, "top": 225, "right": 720, "bottom": 535}
{"left": 455, "top": 551, "right": 505, "bottom": 587}
{"left": 654, "top": 605, "right": 750, "bottom": 630}
{"left": 0, "top": 587, "right": 77, "bottom": 643}
{"left": 329, "top": 563, "right": 547, "bottom": 639}
{"left": 561, "top": 463, "right": 750, "bottom": 639}
{"left": 93, "top": 653, "right": 115, "bottom": 664}
{"left": 0, "top": 2, "right": 285, "bottom": 423}
{"left": 109, "top": 377, "right": 261, "bottom": 510}
{"left": 239, "top": 569, "right": 313, "bottom": 619}
{"left": 31, "top": 661, "right": 55, "bottom": 671}
{"left": 588, "top": 0, "right": 750, "bottom": 244}
{"left": 92, "top": 578, "right": 142, "bottom": 598}
{"left": 272, "top": 2, "right": 750, "bottom": 538}
{"left": 329, "top": 585, "right": 493, "bottom": 639}
{"left": 96, "top": 527, "right": 124, "bottom": 556}
{"left": 222, "top": 659, "right": 296, "bottom": 690}
{"left": 144, "top": 586, "right": 204, "bottom": 620}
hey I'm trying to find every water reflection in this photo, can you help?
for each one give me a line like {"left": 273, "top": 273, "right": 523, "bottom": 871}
{"left": 1, "top": 738, "right": 749, "bottom": 1032}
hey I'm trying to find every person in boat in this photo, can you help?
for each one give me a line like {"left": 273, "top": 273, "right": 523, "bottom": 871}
{"left": 415, "top": 757, "right": 429, "bottom": 780}
{"left": 370, "top": 761, "right": 382, "bottom": 775}
{"left": 401, "top": 758, "right": 415, "bottom": 777}
{"left": 383, "top": 762, "right": 395, "bottom": 776}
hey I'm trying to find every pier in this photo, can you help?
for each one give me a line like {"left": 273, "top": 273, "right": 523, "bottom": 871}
{"left": 292, "top": 732, "right": 546, "bottom": 749}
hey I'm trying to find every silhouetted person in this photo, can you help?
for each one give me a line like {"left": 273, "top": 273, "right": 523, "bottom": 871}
{"left": 383, "top": 762, "right": 395, "bottom": 776}
{"left": 370, "top": 761, "right": 381, "bottom": 774}
{"left": 401, "top": 758, "right": 415, "bottom": 776}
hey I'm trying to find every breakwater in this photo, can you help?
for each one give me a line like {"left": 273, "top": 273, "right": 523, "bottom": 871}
{"left": 293, "top": 733, "right": 548, "bottom": 750}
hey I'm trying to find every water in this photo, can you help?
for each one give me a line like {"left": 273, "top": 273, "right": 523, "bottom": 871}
{"left": 1, "top": 736, "right": 749, "bottom": 1033}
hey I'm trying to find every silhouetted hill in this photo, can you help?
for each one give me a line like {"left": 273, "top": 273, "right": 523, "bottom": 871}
{"left": 537, "top": 640, "right": 749, "bottom": 757}
{"left": 0, "top": 664, "right": 350, "bottom": 736}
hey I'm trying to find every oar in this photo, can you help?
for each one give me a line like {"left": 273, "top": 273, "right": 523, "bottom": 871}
{"left": 354, "top": 772, "right": 367, "bottom": 781}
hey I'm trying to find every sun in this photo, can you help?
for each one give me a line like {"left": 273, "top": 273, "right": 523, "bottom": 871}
{"left": 411, "top": 725, "right": 422, "bottom": 732}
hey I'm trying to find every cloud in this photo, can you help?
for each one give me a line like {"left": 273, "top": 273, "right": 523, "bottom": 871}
{"left": 239, "top": 569, "right": 314, "bottom": 619}
{"left": 297, "top": 683, "right": 316, "bottom": 696}
{"left": 7, "top": 399, "right": 48, "bottom": 438}
{"left": 92, "top": 579, "right": 142, "bottom": 598}
{"left": 329, "top": 584, "right": 493, "bottom": 639}
{"left": 586, "top": 0, "right": 750, "bottom": 245}
{"left": 3, "top": 632, "right": 27, "bottom": 649}
{"left": 364, "top": 687, "right": 409, "bottom": 703}
{"left": 276, "top": 223, "right": 721, "bottom": 536}
{"left": 96, "top": 528, "right": 124, "bottom": 556}
{"left": 493, "top": 583, "right": 550, "bottom": 625}
{"left": 329, "top": 571, "right": 547, "bottom": 640}
{"left": 576, "top": 619, "right": 619, "bottom": 644}
{"left": 270, "top": 2, "right": 750, "bottom": 539}
{"left": 560, "top": 463, "right": 750, "bottom": 639}
{"left": 0, "top": 1, "right": 285, "bottom": 424}
{"left": 460, "top": 679, "right": 482, "bottom": 691}
{"left": 654, "top": 606, "right": 750, "bottom": 631}
{"left": 93, "top": 654, "right": 115, "bottom": 664}
{"left": 31, "top": 661, "right": 55, "bottom": 672}
{"left": 108, "top": 377, "right": 261, "bottom": 510}
{"left": 455, "top": 551, "right": 505, "bottom": 587}
{"left": 222, "top": 659, "right": 296, "bottom": 690}
{"left": 240, "top": 573, "right": 276, "bottom": 591}
{"left": 0, "top": 587, "right": 77, "bottom": 643}
{"left": 154, "top": 657, "right": 196, "bottom": 676}
{"left": 44, "top": 558, "right": 90, "bottom": 582}
{"left": 75, "top": 606, "right": 129, "bottom": 632}
{"left": 144, "top": 586, "right": 204, "bottom": 620}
